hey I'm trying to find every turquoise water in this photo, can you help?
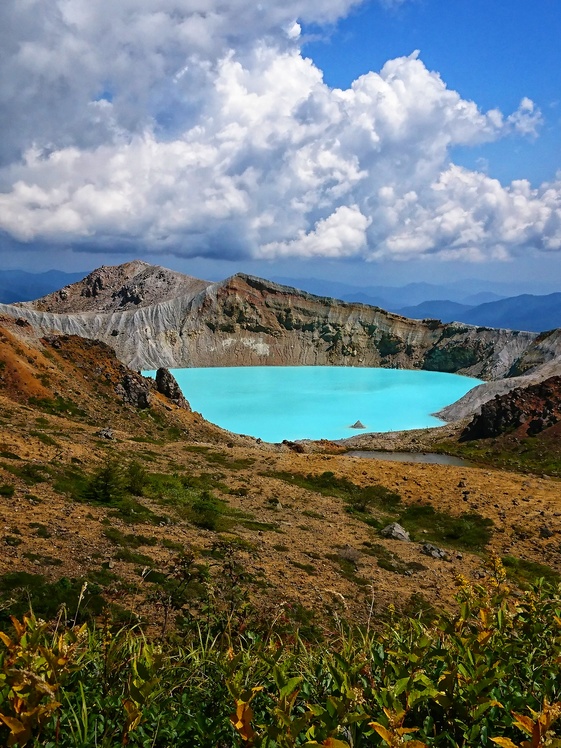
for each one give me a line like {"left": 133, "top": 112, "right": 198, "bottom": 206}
{"left": 144, "top": 366, "right": 481, "bottom": 442}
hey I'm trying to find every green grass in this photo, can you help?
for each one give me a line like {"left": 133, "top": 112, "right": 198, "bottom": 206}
{"left": 0, "top": 461, "right": 51, "bottom": 485}
{"left": 22, "top": 553, "right": 62, "bottom": 566}
{"left": 0, "top": 484, "right": 15, "bottom": 497}
{"left": 29, "top": 430, "right": 59, "bottom": 447}
{"left": 502, "top": 555, "right": 560, "bottom": 586}
{"left": 27, "top": 396, "right": 87, "bottom": 419}
{"left": 290, "top": 560, "right": 317, "bottom": 575}
{"left": 103, "top": 527, "right": 158, "bottom": 548}
{"left": 2, "top": 568, "right": 561, "bottom": 746}
{"left": 114, "top": 548, "right": 156, "bottom": 566}
{"left": 4, "top": 535, "right": 22, "bottom": 547}
{"left": 0, "top": 451, "right": 21, "bottom": 461}
{"left": 301, "top": 510, "right": 324, "bottom": 519}
{"left": 397, "top": 504, "right": 493, "bottom": 550}
{"left": 204, "top": 452, "right": 256, "bottom": 470}
{"left": 0, "top": 572, "right": 106, "bottom": 625}
{"left": 239, "top": 519, "right": 280, "bottom": 532}
{"left": 325, "top": 553, "right": 370, "bottom": 587}
{"left": 434, "top": 437, "right": 561, "bottom": 477}
{"left": 362, "top": 541, "right": 427, "bottom": 575}
{"left": 266, "top": 470, "right": 360, "bottom": 499}
{"left": 269, "top": 469, "right": 494, "bottom": 551}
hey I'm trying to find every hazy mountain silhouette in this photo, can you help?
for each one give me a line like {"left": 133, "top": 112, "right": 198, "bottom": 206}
{"left": 0, "top": 269, "right": 85, "bottom": 303}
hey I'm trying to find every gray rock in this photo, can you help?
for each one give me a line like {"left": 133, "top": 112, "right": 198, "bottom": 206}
{"left": 381, "top": 522, "right": 410, "bottom": 542}
{"left": 115, "top": 373, "right": 151, "bottom": 409}
{"left": 97, "top": 427, "right": 114, "bottom": 440}
{"left": 350, "top": 420, "right": 366, "bottom": 429}
{"left": 539, "top": 524, "right": 554, "bottom": 539}
{"left": 420, "top": 543, "right": 450, "bottom": 560}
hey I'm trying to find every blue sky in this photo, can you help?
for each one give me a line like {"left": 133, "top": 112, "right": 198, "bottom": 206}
{"left": 0, "top": 0, "right": 560, "bottom": 292}
{"left": 303, "top": 0, "right": 561, "bottom": 187}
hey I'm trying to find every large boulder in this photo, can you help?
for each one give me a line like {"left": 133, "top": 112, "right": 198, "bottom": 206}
{"left": 155, "top": 368, "right": 191, "bottom": 410}
{"left": 380, "top": 522, "right": 410, "bottom": 542}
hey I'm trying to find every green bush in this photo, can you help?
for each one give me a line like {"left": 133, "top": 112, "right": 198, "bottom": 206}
{"left": 2, "top": 561, "right": 561, "bottom": 747}
{"left": 83, "top": 461, "right": 126, "bottom": 504}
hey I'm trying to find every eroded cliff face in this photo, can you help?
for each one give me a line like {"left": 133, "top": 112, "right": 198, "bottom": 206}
{"left": 0, "top": 271, "right": 538, "bottom": 376}
{"left": 1, "top": 263, "right": 561, "bottom": 421}
{"left": 184, "top": 275, "right": 540, "bottom": 380}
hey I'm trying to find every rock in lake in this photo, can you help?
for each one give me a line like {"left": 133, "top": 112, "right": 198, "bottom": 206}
{"left": 350, "top": 420, "right": 366, "bottom": 429}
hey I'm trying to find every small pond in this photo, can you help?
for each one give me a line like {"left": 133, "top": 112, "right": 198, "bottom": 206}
{"left": 346, "top": 451, "right": 473, "bottom": 467}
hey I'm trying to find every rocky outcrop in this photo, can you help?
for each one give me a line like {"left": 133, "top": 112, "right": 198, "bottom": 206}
{"left": 115, "top": 373, "right": 151, "bottom": 409}
{"left": 155, "top": 368, "right": 191, "bottom": 410}
{"left": 460, "top": 376, "right": 561, "bottom": 440}
{"left": 1, "top": 262, "right": 561, "bottom": 422}
{"left": 19, "top": 260, "right": 210, "bottom": 314}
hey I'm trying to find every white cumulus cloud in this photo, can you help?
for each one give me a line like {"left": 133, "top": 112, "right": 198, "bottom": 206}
{"left": 0, "top": 0, "right": 559, "bottom": 263}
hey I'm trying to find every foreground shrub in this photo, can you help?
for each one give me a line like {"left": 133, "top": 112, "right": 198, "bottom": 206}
{"left": 1, "top": 560, "right": 561, "bottom": 746}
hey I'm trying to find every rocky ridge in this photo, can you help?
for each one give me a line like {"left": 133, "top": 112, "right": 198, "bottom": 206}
{"left": 461, "top": 375, "right": 561, "bottom": 441}
{"left": 1, "top": 262, "right": 561, "bottom": 420}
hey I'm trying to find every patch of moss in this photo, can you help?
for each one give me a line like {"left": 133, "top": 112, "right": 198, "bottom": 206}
{"left": 103, "top": 527, "right": 158, "bottom": 548}
{"left": 29, "top": 430, "right": 59, "bottom": 447}
{"left": 362, "top": 541, "right": 426, "bottom": 575}
{"left": 325, "top": 553, "right": 369, "bottom": 587}
{"left": 290, "top": 561, "right": 316, "bottom": 575}
{"left": 114, "top": 548, "right": 155, "bottom": 566}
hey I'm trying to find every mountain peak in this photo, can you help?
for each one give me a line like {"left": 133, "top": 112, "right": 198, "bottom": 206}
{"left": 21, "top": 261, "right": 211, "bottom": 314}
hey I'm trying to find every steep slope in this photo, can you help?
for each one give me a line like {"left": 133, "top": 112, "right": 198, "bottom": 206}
{"left": 1, "top": 319, "right": 561, "bottom": 629}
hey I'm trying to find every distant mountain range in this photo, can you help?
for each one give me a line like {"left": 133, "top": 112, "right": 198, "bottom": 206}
{"left": 0, "top": 269, "right": 84, "bottom": 304}
{"left": 395, "top": 293, "right": 561, "bottom": 333}
{"left": 1, "top": 269, "right": 559, "bottom": 333}
{"left": 271, "top": 276, "right": 527, "bottom": 308}
{"left": 271, "top": 277, "right": 560, "bottom": 332}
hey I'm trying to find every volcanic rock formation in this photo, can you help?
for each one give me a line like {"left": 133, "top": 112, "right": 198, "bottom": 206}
{"left": 0, "top": 261, "right": 560, "bottom": 421}
{"left": 460, "top": 375, "right": 561, "bottom": 440}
